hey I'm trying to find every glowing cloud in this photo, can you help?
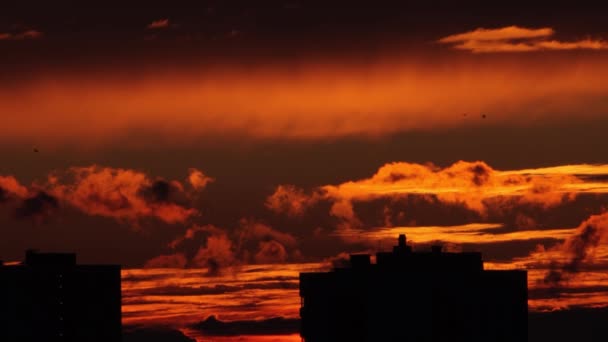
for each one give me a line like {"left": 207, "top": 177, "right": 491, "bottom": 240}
{"left": 542, "top": 212, "right": 608, "bottom": 285}
{"left": 439, "top": 26, "right": 554, "bottom": 43}
{"left": 439, "top": 26, "right": 608, "bottom": 53}
{"left": 157, "top": 221, "right": 300, "bottom": 272}
{"left": 188, "top": 168, "right": 214, "bottom": 191}
{"left": 0, "top": 176, "right": 28, "bottom": 198}
{"left": 265, "top": 185, "right": 318, "bottom": 217}
{"left": 270, "top": 161, "right": 608, "bottom": 221}
{"left": 46, "top": 166, "right": 199, "bottom": 225}
{"left": 333, "top": 223, "right": 574, "bottom": 246}
{"left": 0, "top": 29, "right": 42, "bottom": 41}
{"left": 4, "top": 55, "right": 608, "bottom": 145}
{"left": 147, "top": 19, "right": 170, "bottom": 29}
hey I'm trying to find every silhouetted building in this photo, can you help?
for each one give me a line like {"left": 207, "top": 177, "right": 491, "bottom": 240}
{"left": 300, "top": 235, "right": 527, "bottom": 342}
{"left": 0, "top": 250, "right": 122, "bottom": 342}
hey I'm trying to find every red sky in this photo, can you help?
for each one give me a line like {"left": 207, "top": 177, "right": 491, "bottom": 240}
{"left": 2, "top": 2, "right": 608, "bottom": 341}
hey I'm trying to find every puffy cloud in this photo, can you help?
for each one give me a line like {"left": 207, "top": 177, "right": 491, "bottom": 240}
{"left": 269, "top": 161, "right": 608, "bottom": 226}
{"left": 146, "top": 19, "right": 170, "bottom": 29}
{"left": 319, "top": 161, "right": 608, "bottom": 215}
{"left": 0, "top": 176, "right": 28, "bottom": 199}
{"left": 265, "top": 185, "right": 317, "bottom": 217}
{"left": 542, "top": 212, "right": 608, "bottom": 285}
{"left": 439, "top": 26, "right": 608, "bottom": 53}
{"left": 47, "top": 165, "right": 199, "bottom": 225}
{"left": 192, "top": 233, "right": 237, "bottom": 276}
{"left": 157, "top": 220, "right": 300, "bottom": 271}
{"left": 187, "top": 168, "right": 214, "bottom": 191}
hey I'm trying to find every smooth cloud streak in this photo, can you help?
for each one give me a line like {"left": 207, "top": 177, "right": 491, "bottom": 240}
{"left": 333, "top": 223, "right": 574, "bottom": 246}
{"left": 4, "top": 56, "right": 608, "bottom": 145}
{"left": 439, "top": 26, "right": 608, "bottom": 53}
{"left": 439, "top": 26, "right": 554, "bottom": 43}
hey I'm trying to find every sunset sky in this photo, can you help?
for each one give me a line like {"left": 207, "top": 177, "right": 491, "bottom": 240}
{"left": 2, "top": 1, "right": 608, "bottom": 341}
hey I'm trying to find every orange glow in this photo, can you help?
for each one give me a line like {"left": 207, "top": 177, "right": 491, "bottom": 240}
{"left": 439, "top": 26, "right": 608, "bottom": 53}
{"left": 333, "top": 223, "right": 574, "bottom": 245}
{"left": 121, "top": 263, "right": 321, "bottom": 326}
{"left": 3, "top": 56, "right": 608, "bottom": 145}
{"left": 47, "top": 166, "right": 199, "bottom": 224}
{"left": 268, "top": 161, "right": 608, "bottom": 219}
{"left": 0, "top": 175, "right": 28, "bottom": 198}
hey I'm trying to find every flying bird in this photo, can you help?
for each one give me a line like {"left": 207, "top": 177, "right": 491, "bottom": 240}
{"left": 481, "top": 114, "right": 487, "bottom": 119}
{"left": 33, "top": 147, "right": 39, "bottom": 153}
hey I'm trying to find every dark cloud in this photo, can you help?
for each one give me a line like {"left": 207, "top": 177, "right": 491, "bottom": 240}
{"left": 543, "top": 212, "right": 608, "bottom": 286}
{"left": 127, "top": 281, "right": 299, "bottom": 297}
{"left": 14, "top": 191, "right": 58, "bottom": 219}
{"left": 0, "top": 187, "right": 7, "bottom": 202}
{"left": 123, "top": 327, "right": 195, "bottom": 342}
{"left": 529, "top": 285, "right": 608, "bottom": 301}
{"left": 191, "top": 315, "right": 300, "bottom": 336}
{"left": 139, "top": 180, "right": 185, "bottom": 204}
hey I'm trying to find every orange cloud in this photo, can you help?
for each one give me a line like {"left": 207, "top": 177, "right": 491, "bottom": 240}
{"left": 268, "top": 162, "right": 608, "bottom": 235}
{"left": 439, "top": 26, "right": 554, "bottom": 43}
{"left": 439, "top": 26, "right": 608, "bottom": 53}
{"left": 542, "top": 212, "right": 608, "bottom": 285}
{"left": 188, "top": 168, "right": 214, "bottom": 191}
{"left": 484, "top": 212, "right": 608, "bottom": 311}
{"left": 318, "top": 161, "right": 608, "bottom": 215}
{"left": 0, "top": 29, "right": 42, "bottom": 41}
{"left": 45, "top": 165, "right": 199, "bottom": 225}
{"left": 147, "top": 19, "right": 170, "bottom": 29}
{"left": 265, "top": 185, "right": 318, "bottom": 217}
{"left": 161, "top": 221, "right": 299, "bottom": 272}
{"left": 0, "top": 176, "right": 28, "bottom": 198}
{"left": 192, "top": 233, "right": 237, "bottom": 275}
{"left": 5, "top": 55, "right": 608, "bottom": 145}
{"left": 334, "top": 223, "right": 574, "bottom": 246}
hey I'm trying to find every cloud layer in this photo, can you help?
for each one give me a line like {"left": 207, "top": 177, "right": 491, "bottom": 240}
{"left": 3, "top": 55, "right": 608, "bottom": 145}
{"left": 439, "top": 26, "right": 608, "bottom": 53}
{"left": 268, "top": 161, "right": 608, "bottom": 227}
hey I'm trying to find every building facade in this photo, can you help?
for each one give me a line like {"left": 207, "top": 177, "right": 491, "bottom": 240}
{"left": 300, "top": 235, "right": 528, "bottom": 342}
{"left": 0, "top": 250, "right": 122, "bottom": 342}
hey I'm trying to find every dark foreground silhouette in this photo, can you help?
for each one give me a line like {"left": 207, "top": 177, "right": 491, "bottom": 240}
{"left": 0, "top": 250, "right": 121, "bottom": 342}
{"left": 300, "top": 235, "right": 528, "bottom": 342}
{"left": 123, "top": 327, "right": 195, "bottom": 342}
{"left": 529, "top": 307, "right": 608, "bottom": 342}
{"left": 191, "top": 315, "right": 300, "bottom": 336}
